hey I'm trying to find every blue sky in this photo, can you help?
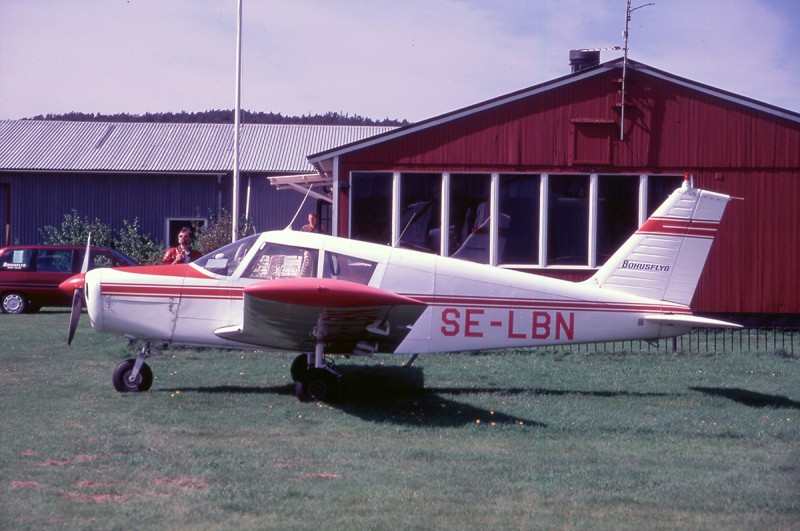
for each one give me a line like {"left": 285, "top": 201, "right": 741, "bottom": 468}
{"left": 1, "top": 0, "right": 798, "bottom": 121}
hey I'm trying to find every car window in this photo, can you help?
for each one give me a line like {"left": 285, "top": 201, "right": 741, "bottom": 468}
{"left": 36, "top": 249, "right": 73, "bottom": 273}
{"left": 0, "top": 249, "right": 34, "bottom": 271}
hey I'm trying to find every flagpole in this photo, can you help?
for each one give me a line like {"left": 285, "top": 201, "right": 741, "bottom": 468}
{"left": 232, "top": 0, "right": 243, "bottom": 242}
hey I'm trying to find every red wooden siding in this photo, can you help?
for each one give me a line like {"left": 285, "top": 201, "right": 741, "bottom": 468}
{"left": 328, "top": 62, "right": 800, "bottom": 316}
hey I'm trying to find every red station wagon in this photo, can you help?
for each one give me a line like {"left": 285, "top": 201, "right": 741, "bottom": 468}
{"left": 0, "top": 245, "right": 137, "bottom": 314}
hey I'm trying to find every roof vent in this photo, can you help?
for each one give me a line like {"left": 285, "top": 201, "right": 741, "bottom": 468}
{"left": 569, "top": 50, "right": 600, "bottom": 73}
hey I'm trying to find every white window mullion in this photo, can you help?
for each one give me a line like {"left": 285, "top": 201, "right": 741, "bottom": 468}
{"left": 441, "top": 173, "right": 450, "bottom": 256}
{"left": 588, "top": 174, "right": 598, "bottom": 268}
{"left": 391, "top": 172, "right": 401, "bottom": 247}
{"left": 489, "top": 173, "right": 500, "bottom": 266}
{"left": 332, "top": 157, "right": 339, "bottom": 237}
{"left": 638, "top": 174, "right": 648, "bottom": 226}
{"left": 539, "top": 173, "right": 548, "bottom": 267}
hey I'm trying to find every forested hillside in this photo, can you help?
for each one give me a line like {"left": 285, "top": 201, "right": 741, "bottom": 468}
{"left": 29, "top": 110, "right": 409, "bottom": 126}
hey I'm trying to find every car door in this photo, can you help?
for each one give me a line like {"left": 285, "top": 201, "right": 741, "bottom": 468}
{"left": 32, "top": 248, "right": 75, "bottom": 306}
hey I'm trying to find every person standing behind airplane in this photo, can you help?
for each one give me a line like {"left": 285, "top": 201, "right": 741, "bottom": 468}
{"left": 162, "top": 226, "right": 202, "bottom": 265}
{"left": 301, "top": 213, "right": 321, "bottom": 233}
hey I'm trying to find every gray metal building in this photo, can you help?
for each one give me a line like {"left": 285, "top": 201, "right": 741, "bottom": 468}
{"left": 0, "top": 120, "right": 392, "bottom": 247}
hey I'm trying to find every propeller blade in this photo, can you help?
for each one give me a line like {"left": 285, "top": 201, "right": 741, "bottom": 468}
{"left": 66, "top": 232, "right": 91, "bottom": 345}
{"left": 67, "top": 288, "right": 84, "bottom": 346}
{"left": 81, "top": 232, "right": 92, "bottom": 273}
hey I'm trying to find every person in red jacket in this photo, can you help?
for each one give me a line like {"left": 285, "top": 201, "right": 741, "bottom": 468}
{"left": 162, "top": 227, "right": 202, "bottom": 265}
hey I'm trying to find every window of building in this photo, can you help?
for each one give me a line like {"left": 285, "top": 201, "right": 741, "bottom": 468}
{"left": 350, "top": 172, "right": 393, "bottom": 245}
{"left": 499, "top": 174, "right": 540, "bottom": 265}
{"left": 547, "top": 174, "right": 590, "bottom": 266}
{"left": 647, "top": 175, "right": 683, "bottom": 216}
{"left": 596, "top": 175, "right": 640, "bottom": 264}
{"left": 347, "top": 171, "right": 683, "bottom": 270}
{"left": 448, "top": 173, "right": 492, "bottom": 263}
{"left": 398, "top": 173, "right": 441, "bottom": 253}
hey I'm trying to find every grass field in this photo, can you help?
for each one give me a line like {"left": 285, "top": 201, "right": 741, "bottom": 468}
{"left": 1, "top": 310, "right": 798, "bottom": 529}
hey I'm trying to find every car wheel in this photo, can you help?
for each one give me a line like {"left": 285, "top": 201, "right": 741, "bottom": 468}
{"left": 1, "top": 292, "right": 27, "bottom": 314}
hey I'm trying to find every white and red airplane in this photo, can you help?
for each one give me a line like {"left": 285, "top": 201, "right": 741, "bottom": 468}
{"left": 61, "top": 177, "right": 740, "bottom": 401}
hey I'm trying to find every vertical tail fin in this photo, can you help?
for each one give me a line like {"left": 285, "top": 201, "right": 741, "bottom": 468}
{"left": 584, "top": 177, "right": 732, "bottom": 305}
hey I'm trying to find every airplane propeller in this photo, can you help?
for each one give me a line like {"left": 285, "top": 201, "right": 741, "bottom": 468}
{"left": 66, "top": 233, "right": 91, "bottom": 345}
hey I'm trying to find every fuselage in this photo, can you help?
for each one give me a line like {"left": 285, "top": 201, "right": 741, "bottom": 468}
{"left": 81, "top": 230, "right": 692, "bottom": 354}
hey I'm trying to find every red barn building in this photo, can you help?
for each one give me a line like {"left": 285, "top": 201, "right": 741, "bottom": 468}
{"left": 305, "top": 56, "right": 800, "bottom": 326}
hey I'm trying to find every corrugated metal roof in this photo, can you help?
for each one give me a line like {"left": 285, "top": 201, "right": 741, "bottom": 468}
{"left": 0, "top": 120, "right": 394, "bottom": 173}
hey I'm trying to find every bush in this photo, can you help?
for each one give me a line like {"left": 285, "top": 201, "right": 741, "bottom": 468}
{"left": 40, "top": 212, "right": 164, "bottom": 265}
{"left": 40, "top": 210, "right": 256, "bottom": 265}
{"left": 115, "top": 218, "right": 165, "bottom": 265}
{"left": 39, "top": 210, "right": 115, "bottom": 248}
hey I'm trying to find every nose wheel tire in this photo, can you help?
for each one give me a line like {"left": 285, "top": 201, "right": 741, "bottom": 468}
{"left": 112, "top": 359, "right": 153, "bottom": 392}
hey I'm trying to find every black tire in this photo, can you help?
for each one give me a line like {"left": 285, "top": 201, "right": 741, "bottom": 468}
{"left": 303, "top": 369, "right": 337, "bottom": 402}
{"left": 290, "top": 354, "right": 310, "bottom": 382}
{"left": 295, "top": 380, "right": 311, "bottom": 402}
{"left": 1, "top": 292, "right": 27, "bottom": 314}
{"left": 112, "top": 359, "right": 153, "bottom": 392}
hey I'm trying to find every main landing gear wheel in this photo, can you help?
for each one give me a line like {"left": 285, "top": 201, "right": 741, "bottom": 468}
{"left": 112, "top": 358, "right": 153, "bottom": 392}
{"left": 295, "top": 368, "right": 337, "bottom": 402}
{"left": 290, "top": 353, "right": 310, "bottom": 382}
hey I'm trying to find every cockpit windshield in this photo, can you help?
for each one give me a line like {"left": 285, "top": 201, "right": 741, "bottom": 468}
{"left": 193, "top": 234, "right": 258, "bottom": 277}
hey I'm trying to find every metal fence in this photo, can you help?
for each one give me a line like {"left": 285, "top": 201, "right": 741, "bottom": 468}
{"left": 563, "top": 328, "right": 799, "bottom": 355}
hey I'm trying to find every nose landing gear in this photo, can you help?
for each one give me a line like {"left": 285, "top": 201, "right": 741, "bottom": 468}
{"left": 112, "top": 342, "right": 161, "bottom": 392}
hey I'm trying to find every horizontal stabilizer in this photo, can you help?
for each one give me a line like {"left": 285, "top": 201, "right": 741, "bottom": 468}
{"left": 644, "top": 314, "right": 742, "bottom": 329}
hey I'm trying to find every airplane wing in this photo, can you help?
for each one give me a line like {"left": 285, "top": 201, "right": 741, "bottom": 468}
{"left": 214, "top": 278, "right": 427, "bottom": 354}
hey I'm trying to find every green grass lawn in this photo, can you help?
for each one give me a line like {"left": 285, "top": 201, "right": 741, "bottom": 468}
{"left": 1, "top": 310, "right": 798, "bottom": 529}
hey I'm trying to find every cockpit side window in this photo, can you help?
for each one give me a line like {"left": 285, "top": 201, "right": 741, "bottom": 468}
{"left": 243, "top": 243, "right": 318, "bottom": 279}
{"left": 322, "top": 252, "right": 376, "bottom": 285}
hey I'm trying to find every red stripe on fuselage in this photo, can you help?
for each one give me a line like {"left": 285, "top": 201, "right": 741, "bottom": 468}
{"left": 406, "top": 294, "right": 690, "bottom": 315}
{"left": 100, "top": 283, "right": 242, "bottom": 300}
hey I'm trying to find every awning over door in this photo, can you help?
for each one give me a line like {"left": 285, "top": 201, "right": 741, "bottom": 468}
{"left": 267, "top": 173, "right": 332, "bottom": 203}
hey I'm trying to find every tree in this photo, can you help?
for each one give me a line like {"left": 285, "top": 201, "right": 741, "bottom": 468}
{"left": 195, "top": 209, "right": 256, "bottom": 255}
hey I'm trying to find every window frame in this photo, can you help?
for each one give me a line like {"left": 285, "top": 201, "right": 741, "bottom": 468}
{"left": 347, "top": 171, "right": 682, "bottom": 270}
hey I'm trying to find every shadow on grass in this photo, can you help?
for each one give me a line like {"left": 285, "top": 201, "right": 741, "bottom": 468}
{"left": 159, "top": 365, "right": 692, "bottom": 426}
{"left": 328, "top": 365, "right": 544, "bottom": 427}
{"left": 161, "top": 365, "right": 544, "bottom": 428}
{"left": 691, "top": 387, "right": 800, "bottom": 409}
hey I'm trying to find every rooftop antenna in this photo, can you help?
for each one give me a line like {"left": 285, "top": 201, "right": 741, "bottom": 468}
{"left": 620, "top": 0, "right": 654, "bottom": 141}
